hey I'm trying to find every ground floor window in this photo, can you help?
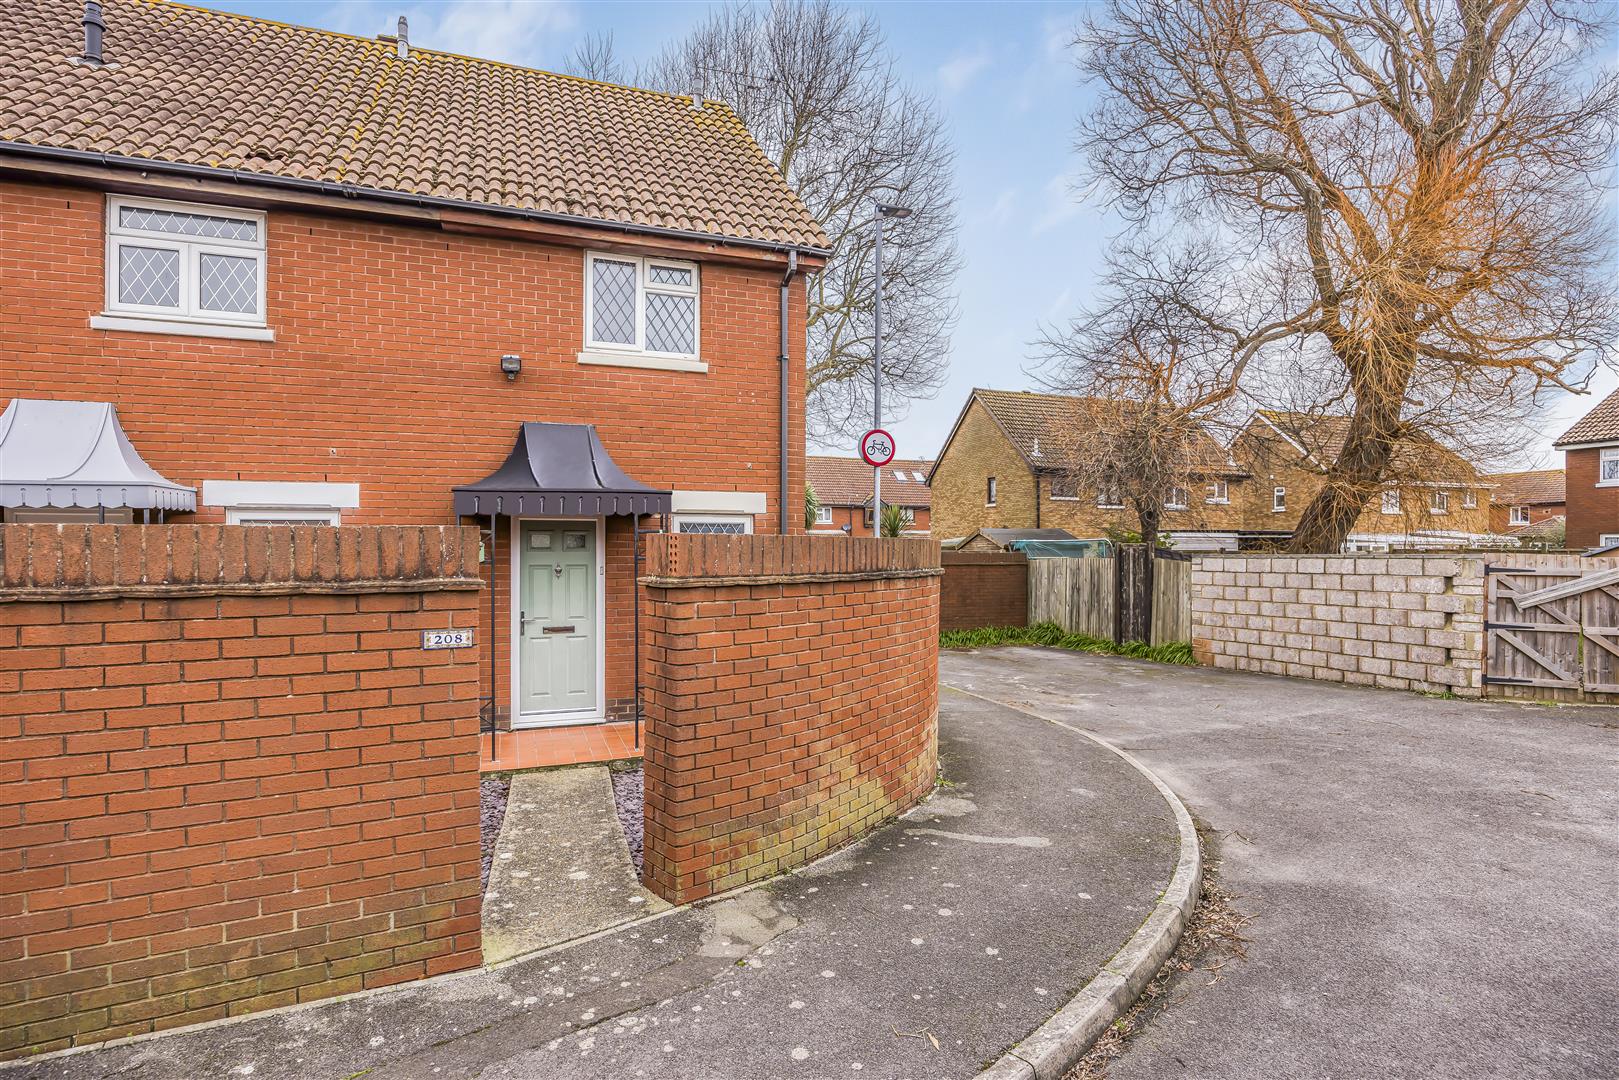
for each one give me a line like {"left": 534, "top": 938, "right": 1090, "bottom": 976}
{"left": 203, "top": 480, "right": 358, "bottom": 525}
{"left": 673, "top": 514, "right": 752, "bottom": 535}
{"left": 226, "top": 507, "right": 341, "bottom": 525}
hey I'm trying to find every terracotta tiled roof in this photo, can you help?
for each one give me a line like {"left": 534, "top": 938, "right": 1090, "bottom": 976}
{"left": 1251, "top": 410, "right": 1481, "bottom": 481}
{"left": 0, "top": 0, "right": 828, "bottom": 250}
{"left": 807, "top": 457, "right": 932, "bottom": 507}
{"left": 1510, "top": 514, "right": 1565, "bottom": 540}
{"left": 1554, "top": 388, "right": 1619, "bottom": 447}
{"left": 970, "top": 389, "right": 1244, "bottom": 475}
{"left": 1485, "top": 469, "right": 1565, "bottom": 506}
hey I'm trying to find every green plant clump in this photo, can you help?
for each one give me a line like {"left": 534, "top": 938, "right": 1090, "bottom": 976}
{"left": 940, "top": 621, "right": 1194, "bottom": 666}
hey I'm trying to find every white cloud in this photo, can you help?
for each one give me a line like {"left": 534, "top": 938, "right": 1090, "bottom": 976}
{"left": 1032, "top": 170, "right": 1094, "bottom": 232}
{"left": 979, "top": 187, "right": 1018, "bottom": 229}
{"left": 321, "top": 0, "right": 577, "bottom": 68}
{"left": 937, "top": 50, "right": 991, "bottom": 96}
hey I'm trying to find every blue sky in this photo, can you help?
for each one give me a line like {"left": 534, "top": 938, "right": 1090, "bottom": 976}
{"left": 192, "top": 0, "right": 1611, "bottom": 469}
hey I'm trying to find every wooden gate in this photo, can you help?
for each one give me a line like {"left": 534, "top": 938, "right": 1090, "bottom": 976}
{"left": 1484, "top": 563, "right": 1619, "bottom": 702}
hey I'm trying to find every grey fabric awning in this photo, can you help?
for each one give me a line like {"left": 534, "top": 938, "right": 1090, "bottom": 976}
{"left": 0, "top": 399, "right": 196, "bottom": 512}
{"left": 453, "top": 422, "right": 670, "bottom": 518}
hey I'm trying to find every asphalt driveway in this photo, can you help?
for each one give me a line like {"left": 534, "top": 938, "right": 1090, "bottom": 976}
{"left": 942, "top": 647, "right": 1619, "bottom": 1080}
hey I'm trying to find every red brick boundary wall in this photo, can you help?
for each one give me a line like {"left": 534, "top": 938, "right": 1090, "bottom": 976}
{"left": 939, "top": 550, "right": 1028, "bottom": 631}
{"left": 639, "top": 535, "right": 941, "bottom": 905}
{"left": 0, "top": 525, "right": 484, "bottom": 1059}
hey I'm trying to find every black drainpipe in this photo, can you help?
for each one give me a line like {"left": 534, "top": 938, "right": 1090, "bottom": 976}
{"left": 778, "top": 250, "right": 799, "bottom": 534}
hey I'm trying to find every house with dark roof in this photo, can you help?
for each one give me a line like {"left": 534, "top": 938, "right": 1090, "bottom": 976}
{"left": 928, "top": 389, "right": 1250, "bottom": 550}
{"left": 1233, "top": 411, "right": 1495, "bottom": 549}
{"left": 806, "top": 456, "right": 932, "bottom": 536}
{"left": 1553, "top": 387, "right": 1619, "bottom": 550}
{"left": 0, "top": 0, "right": 827, "bottom": 729}
{"left": 1484, "top": 469, "right": 1565, "bottom": 538}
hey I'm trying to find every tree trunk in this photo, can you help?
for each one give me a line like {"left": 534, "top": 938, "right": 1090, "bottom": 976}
{"left": 1287, "top": 389, "right": 1404, "bottom": 553}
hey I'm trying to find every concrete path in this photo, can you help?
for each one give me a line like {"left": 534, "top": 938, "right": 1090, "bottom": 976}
{"left": 482, "top": 767, "right": 668, "bottom": 965}
{"left": 943, "top": 647, "right": 1619, "bottom": 1080}
{"left": 11, "top": 683, "right": 1179, "bottom": 1080}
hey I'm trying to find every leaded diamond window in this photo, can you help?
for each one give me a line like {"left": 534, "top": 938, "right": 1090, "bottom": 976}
{"left": 585, "top": 253, "right": 699, "bottom": 359}
{"left": 118, "top": 246, "right": 180, "bottom": 309}
{"left": 645, "top": 293, "right": 695, "bottom": 354}
{"left": 106, "top": 197, "right": 266, "bottom": 325}
{"left": 591, "top": 259, "right": 637, "bottom": 344}
{"left": 675, "top": 518, "right": 749, "bottom": 535}
{"left": 199, "top": 254, "right": 258, "bottom": 314}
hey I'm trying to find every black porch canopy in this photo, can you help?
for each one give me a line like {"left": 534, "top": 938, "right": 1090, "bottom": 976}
{"left": 452, "top": 422, "right": 670, "bottom": 518}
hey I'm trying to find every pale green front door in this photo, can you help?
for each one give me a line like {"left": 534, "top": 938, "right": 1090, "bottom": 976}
{"left": 518, "top": 522, "right": 597, "bottom": 719}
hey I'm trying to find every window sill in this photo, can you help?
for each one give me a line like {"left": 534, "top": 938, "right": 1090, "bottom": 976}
{"left": 1596, "top": 480, "right": 1619, "bottom": 488}
{"left": 91, "top": 313, "right": 274, "bottom": 342}
{"left": 577, "top": 350, "right": 707, "bottom": 373}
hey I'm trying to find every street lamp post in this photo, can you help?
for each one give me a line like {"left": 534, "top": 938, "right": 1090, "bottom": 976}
{"left": 872, "top": 202, "right": 911, "bottom": 534}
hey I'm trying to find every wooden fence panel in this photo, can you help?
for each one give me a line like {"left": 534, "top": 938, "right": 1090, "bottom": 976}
{"left": 1483, "top": 554, "right": 1619, "bottom": 704}
{"left": 1029, "top": 557, "right": 1115, "bottom": 639}
{"left": 1150, "top": 555, "right": 1192, "bottom": 646}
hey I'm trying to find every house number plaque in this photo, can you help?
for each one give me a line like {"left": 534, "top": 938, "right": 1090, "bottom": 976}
{"left": 421, "top": 628, "right": 475, "bottom": 650}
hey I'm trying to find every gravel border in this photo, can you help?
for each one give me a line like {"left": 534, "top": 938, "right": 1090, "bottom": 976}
{"left": 479, "top": 775, "right": 511, "bottom": 893}
{"left": 608, "top": 765, "right": 644, "bottom": 875}
{"left": 951, "top": 686, "right": 1203, "bottom": 1080}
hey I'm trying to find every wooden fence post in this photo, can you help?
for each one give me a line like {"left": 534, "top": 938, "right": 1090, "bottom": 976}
{"left": 1115, "top": 544, "right": 1151, "bottom": 643}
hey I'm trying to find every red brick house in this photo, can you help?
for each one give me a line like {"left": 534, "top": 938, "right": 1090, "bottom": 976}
{"left": 807, "top": 455, "right": 932, "bottom": 536}
{"left": 0, "top": 0, "right": 828, "bottom": 730}
{"left": 1484, "top": 469, "right": 1565, "bottom": 539}
{"left": 1554, "top": 388, "right": 1619, "bottom": 550}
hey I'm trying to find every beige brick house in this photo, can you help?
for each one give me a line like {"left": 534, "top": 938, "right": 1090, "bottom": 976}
{"left": 928, "top": 389, "right": 1250, "bottom": 548}
{"left": 1233, "top": 411, "right": 1495, "bottom": 549}
{"left": 929, "top": 390, "right": 1501, "bottom": 552}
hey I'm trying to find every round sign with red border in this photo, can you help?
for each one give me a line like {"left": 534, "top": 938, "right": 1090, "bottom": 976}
{"left": 860, "top": 428, "right": 897, "bottom": 467}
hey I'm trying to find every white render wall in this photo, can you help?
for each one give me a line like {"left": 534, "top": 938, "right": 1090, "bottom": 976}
{"left": 1189, "top": 555, "right": 1486, "bottom": 696}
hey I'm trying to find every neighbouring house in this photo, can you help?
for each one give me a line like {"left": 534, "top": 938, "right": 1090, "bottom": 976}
{"left": 928, "top": 388, "right": 1250, "bottom": 550}
{"left": 0, "top": 0, "right": 829, "bottom": 729}
{"left": 807, "top": 455, "right": 932, "bottom": 536}
{"left": 1484, "top": 468, "right": 1565, "bottom": 540}
{"left": 1232, "top": 410, "right": 1496, "bottom": 550}
{"left": 1553, "top": 387, "right": 1619, "bottom": 550}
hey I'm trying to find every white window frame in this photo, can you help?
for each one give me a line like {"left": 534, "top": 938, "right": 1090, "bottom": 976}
{"left": 579, "top": 252, "right": 704, "bottom": 372}
{"left": 1601, "top": 533, "right": 1619, "bottom": 547}
{"left": 1431, "top": 490, "right": 1449, "bottom": 514}
{"left": 1048, "top": 476, "right": 1080, "bottom": 501}
{"left": 1461, "top": 491, "right": 1477, "bottom": 509}
{"left": 1381, "top": 489, "right": 1401, "bottom": 515}
{"left": 986, "top": 477, "right": 997, "bottom": 507}
{"left": 1510, "top": 505, "right": 1532, "bottom": 525}
{"left": 1272, "top": 487, "right": 1287, "bottom": 513}
{"left": 814, "top": 505, "right": 834, "bottom": 525}
{"left": 1096, "top": 483, "right": 1124, "bottom": 509}
{"left": 226, "top": 507, "right": 342, "bottom": 525}
{"left": 1205, "top": 480, "right": 1228, "bottom": 505}
{"left": 101, "top": 196, "right": 268, "bottom": 331}
{"left": 672, "top": 513, "right": 754, "bottom": 535}
{"left": 1166, "top": 486, "right": 1189, "bottom": 510}
{"left": 1600, "top": 448, "right": 1619, "bottom": 486}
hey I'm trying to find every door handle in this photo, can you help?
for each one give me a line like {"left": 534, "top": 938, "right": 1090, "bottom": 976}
{"left": 542, "top": 625, "right": 575, "bottom": 635}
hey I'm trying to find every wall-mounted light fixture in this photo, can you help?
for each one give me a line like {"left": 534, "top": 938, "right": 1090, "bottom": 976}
{"left": 500, "top": 354, "right": 522, "bottom": 381}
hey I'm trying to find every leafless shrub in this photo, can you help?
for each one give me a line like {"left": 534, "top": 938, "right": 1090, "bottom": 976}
{"left": 564, "top": 30, "right": 624, "bottom": 84}
{"left": 644, "top": 0, "right": 962, "bottom": 441}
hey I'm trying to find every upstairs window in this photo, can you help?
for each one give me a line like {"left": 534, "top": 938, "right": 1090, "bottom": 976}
{"left": 105, "top": 197, "right": 266, "bottom": 326}
{"left": 1601, "top": 448, "right": 1619, "bottom": 484}
{"left": 1462, "top": 491, "right": 1477, "bottom": 508}
{"left": 1381, "top": 489, "right": 1401, "bottom": 514}
{"left": 1166, "top": 486, "right": 1189, "bottom": 510}
{"left": 1510, "top": 505, "right": 1531, "bottom": 525}
{"left": 1431, "top": 490, "right": 1449, "bottom": 514}
{"left": 1206, "top": 480, "right": 1228, "bottom": 504}
{"left": 986, "top": 477, "right": 997, "bottom": 506}
{"left": 1049, "top": 475, "right": 1080, "bottom": 500}
{"left": 814, "top": 505, "right": 834, "bottom": 525}
{"left": 1272, "top": 487, "right": 1287, "bottom": 512}
{"left": 585, "top": 253, "right": 700, "bottom": 363}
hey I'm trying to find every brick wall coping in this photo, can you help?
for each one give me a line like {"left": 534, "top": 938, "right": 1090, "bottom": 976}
{"left": 0, "top": 524, "right": 482, "bottom": 602}
{"left": 640, "top": 533, "right": 940, "bottom": 585}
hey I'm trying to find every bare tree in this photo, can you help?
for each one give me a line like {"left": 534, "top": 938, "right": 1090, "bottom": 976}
{"left": 1037, "top": 244, "right": 1251, "bottom": 547}
{"left": 644, "top": 1, "right": 961, "bottom": 441}
{"left": 564, "top": 30, "right": 624, "bottom": 83}
{"left": 1075, "top": 0, "right": 1619, "bottom": 552}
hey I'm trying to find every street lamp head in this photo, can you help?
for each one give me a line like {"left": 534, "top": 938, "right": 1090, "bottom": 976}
{"left": 875, "top": 203, "right": 913, "bottom": 219}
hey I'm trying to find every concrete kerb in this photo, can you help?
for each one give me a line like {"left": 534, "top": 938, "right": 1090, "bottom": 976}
{"left": 947, "top": 683, "right": 1204, "bottom": 1080}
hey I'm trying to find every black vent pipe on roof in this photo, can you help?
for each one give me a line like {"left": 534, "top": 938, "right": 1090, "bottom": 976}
{"left": 82, "top": 1, "right": 105, "bottom": 65}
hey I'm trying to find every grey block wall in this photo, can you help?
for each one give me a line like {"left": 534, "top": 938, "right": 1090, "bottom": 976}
{"left": 1189, "top": 555, "right": 1486, "bottom": 696}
